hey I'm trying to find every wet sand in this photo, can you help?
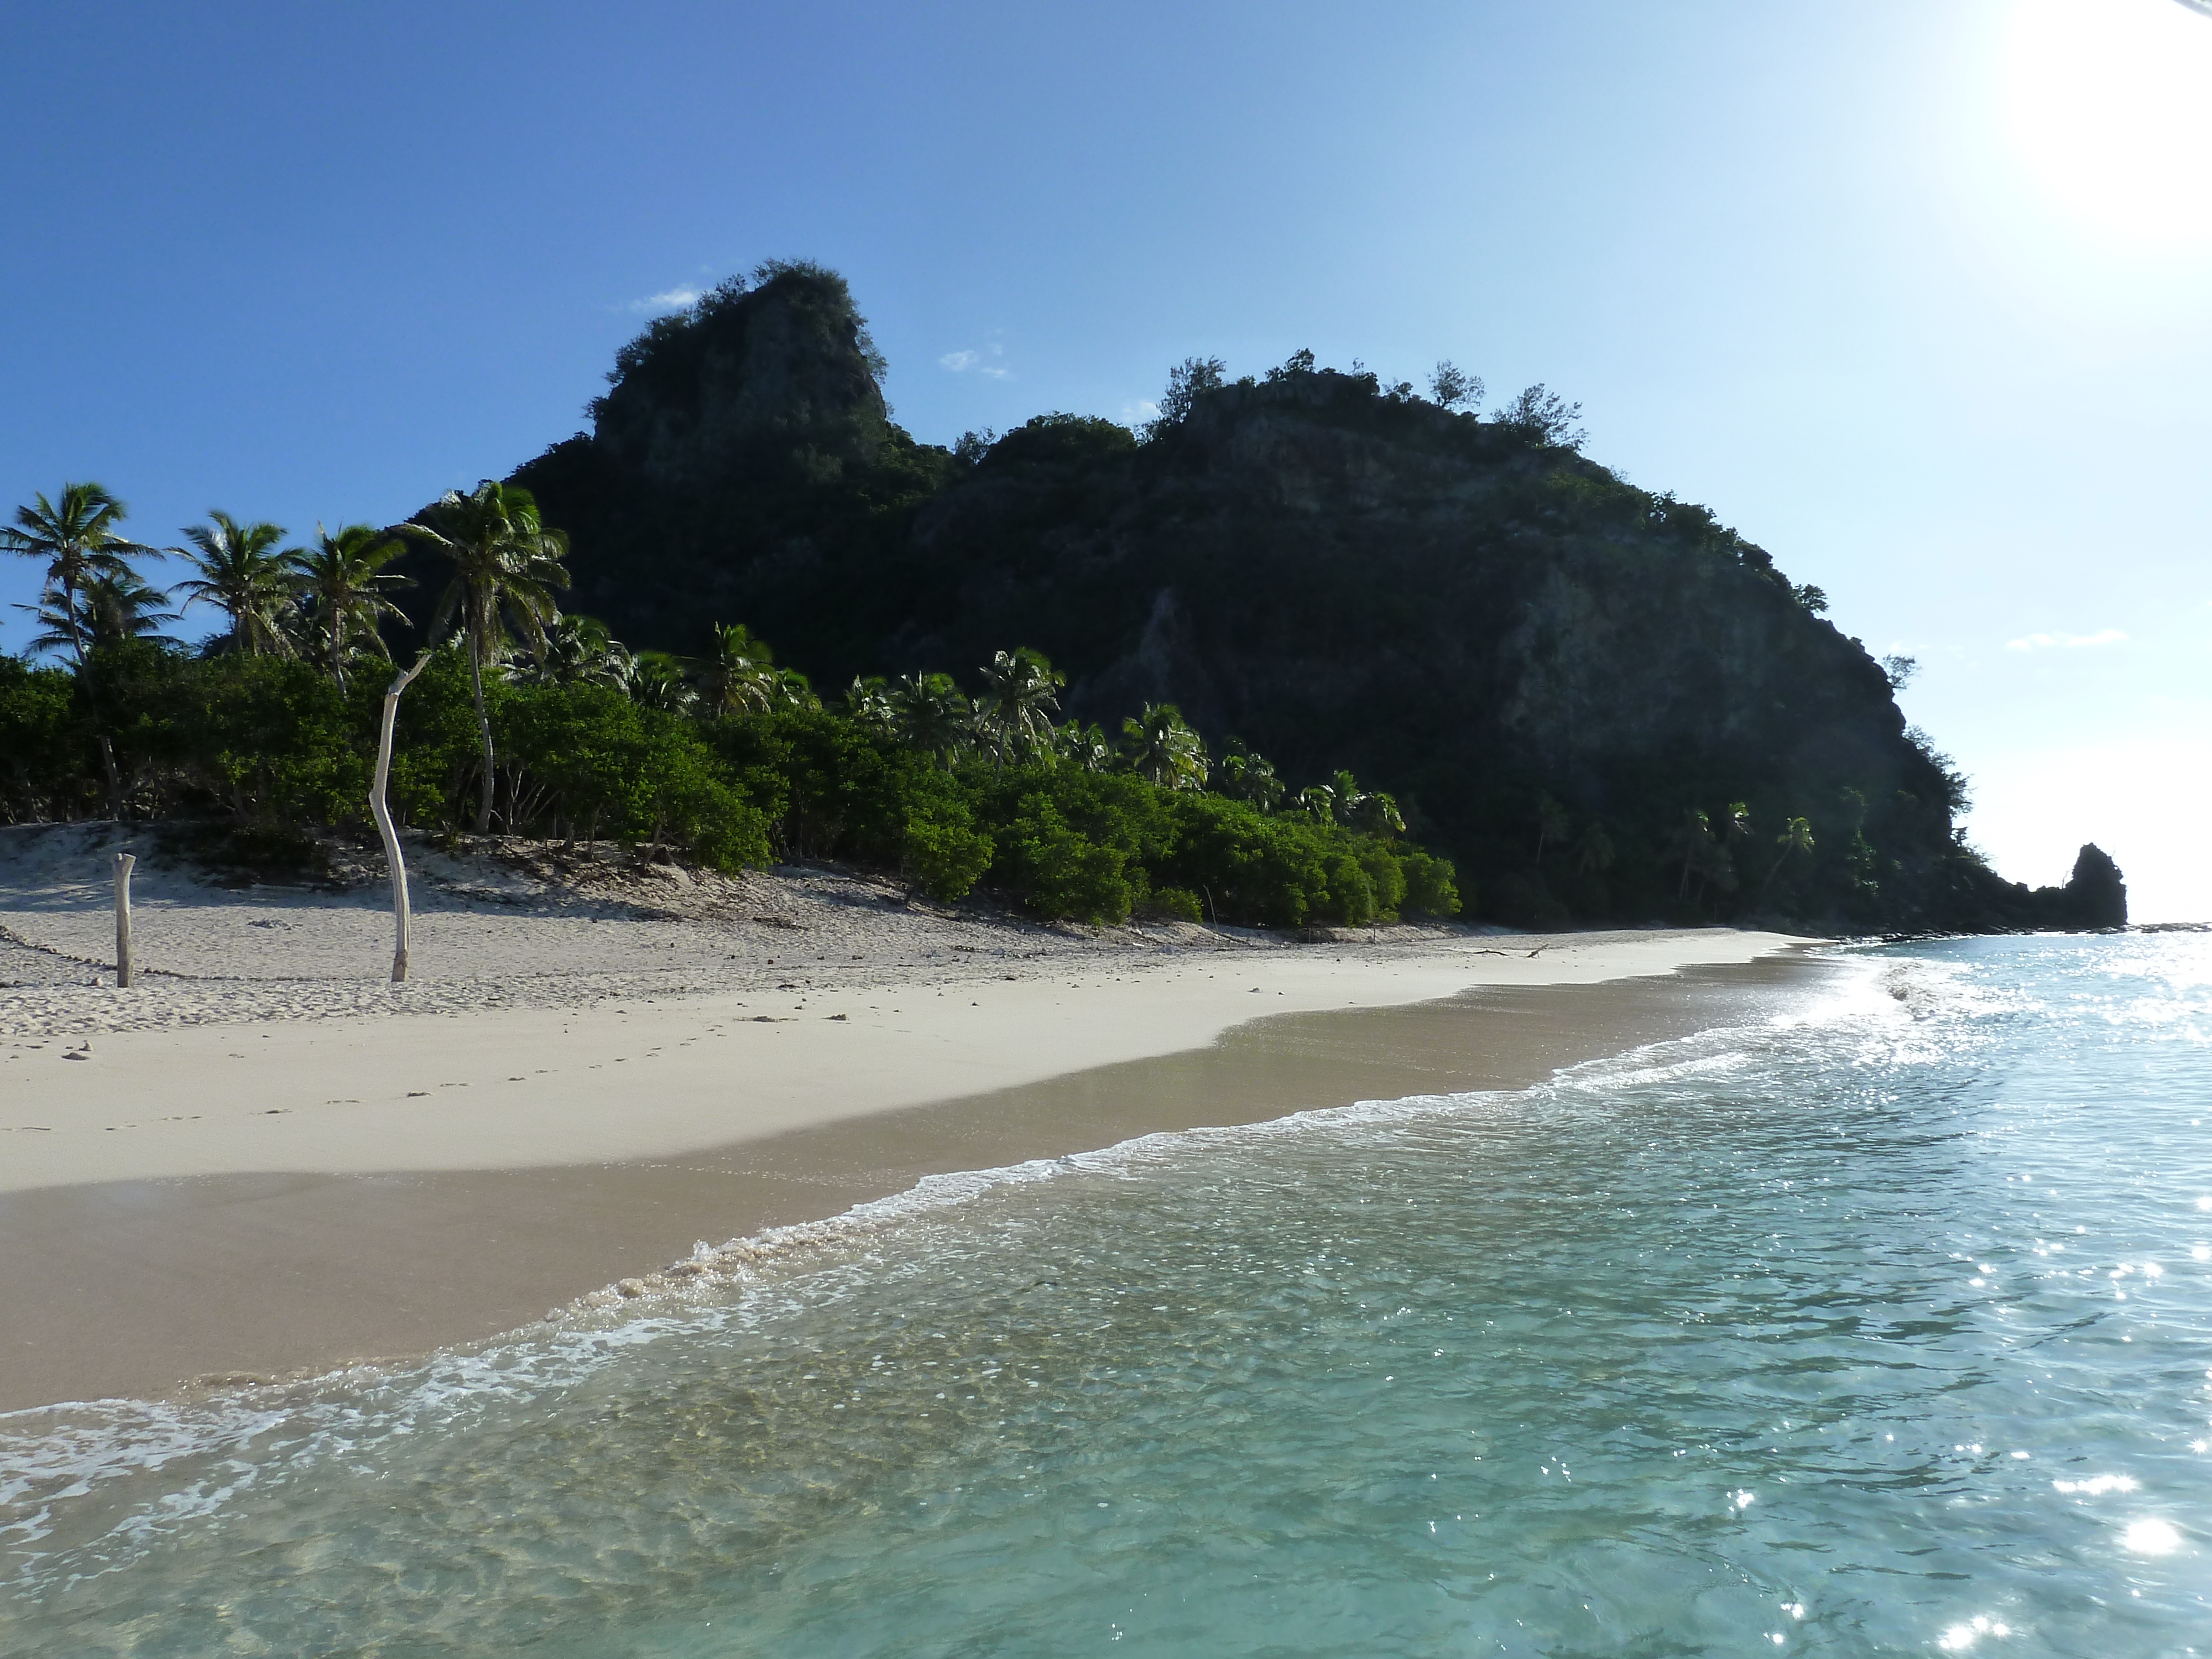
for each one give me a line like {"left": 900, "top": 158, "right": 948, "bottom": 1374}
{"left": 0, "top": 949, "right": 1836, "bottom": 1411}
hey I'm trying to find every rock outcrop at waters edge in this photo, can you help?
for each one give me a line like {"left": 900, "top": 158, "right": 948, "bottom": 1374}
{"left": 491, "top": 263, "right": 2107, "bottom": 933}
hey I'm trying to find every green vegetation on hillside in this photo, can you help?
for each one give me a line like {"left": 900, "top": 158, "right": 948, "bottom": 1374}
{"left": 2, "top": 262, "right": 2126, "bottom": 932}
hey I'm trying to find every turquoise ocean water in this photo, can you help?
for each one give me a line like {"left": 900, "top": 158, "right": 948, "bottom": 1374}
{"left": 4, "top": 933, "right": 2209, "bottom": 1656}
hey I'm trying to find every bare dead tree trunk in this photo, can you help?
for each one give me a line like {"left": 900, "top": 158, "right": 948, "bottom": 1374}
{"left": 372, "top": 651, "right": 435, "bottom": 983}
{"left": 112, "top": 851, "right": 135, "bottom": 987}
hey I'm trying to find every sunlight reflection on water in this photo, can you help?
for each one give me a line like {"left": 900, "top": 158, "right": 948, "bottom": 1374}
{"left": 3, "top": 933, "right": 2210, "bottom": 1656}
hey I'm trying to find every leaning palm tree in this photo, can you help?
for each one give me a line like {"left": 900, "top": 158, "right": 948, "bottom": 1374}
{"left": 176, "top": 512, "right": 297, "bottom": 655}
{"left": 1757, "top": 816, "right": 1816, "bottom": 899}
{"left": 1121, "top": 703, "right": 1208, "bottom": 790}
{"left": 285, "top": 523, "right": 411, "bottom": 692}
{"left": 1, "top": 483, "right": 161, "bottom": 664}
{"left": 973, "top": 648, "right": 1063, "bottom": 763}
{"left": 388, "top": 481, "right": 570, "bottom": 833}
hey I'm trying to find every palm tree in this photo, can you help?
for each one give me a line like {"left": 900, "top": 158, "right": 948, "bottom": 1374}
{"left": 389, "top": 481, "right": 570, "bottom": 833}
{"left": 974, "top": 648, "right": 1063, "bottom": 763}
{"left": 888, "top": 672, "right": 976, "bottom": 768}
{"left": 19, "top": 567, "right": 180, "bottom": 654}
{"left": 769, "top": 666, "right": 819, "bottom": 711}
{"left": 176, "top": 512, "right": 298, "bottom": 655}
{"left": 1121, "top": 703, "right": 1208, "bottom": 789}
{"left": 696, "top": 622, "right": 781, "bottom": 716}
{"left": 622, "top": 650, "right": 698, "bottom": 713}
{"left": 518, "top": 613, "right": 631, "bottom": 690}
{"left": 285, "top": 524, "right": 411, "bottom": 692}
{"left": 1700, "top": 800, "right": 1754, "bottom": 898}
{"left": 1217, "top": 742, "right": 1285, "bottom": 810}
{"left": 847, "top": 674, "right": 898, "bottom": 737}
{"left": 1296, "top": 784, "right": 1337, "bottom": 823}
{"left": 1053, "top": 720, "right": 1114, "bottom": 774}
{"left": 1757, "top": 817, "right": 1816, "bottom": 899}
{"left": 1349, "top": 789, "right": 1405, "bottom": 838}
{"left": 1, "top": 483, "right": 161, "bottom": 664}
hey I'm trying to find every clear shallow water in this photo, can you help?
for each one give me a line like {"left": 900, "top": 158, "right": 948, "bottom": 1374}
{"left": 4, "top": 934, "right": 2210, "bottom": 1657}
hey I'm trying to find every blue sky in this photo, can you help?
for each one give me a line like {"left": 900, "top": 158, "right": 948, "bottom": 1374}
{"left": 4, "top": 1, "right": 2208, "bottom": 917}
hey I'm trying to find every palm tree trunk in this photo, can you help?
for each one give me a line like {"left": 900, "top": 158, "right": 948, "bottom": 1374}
{"left": 60, "top": 564, "right": 88, "bottom": 666}
{"left": 98, "top": 737, "right": 123, "bottom": 821}
{"left": 467, "top": 623, "right": 495, "bottom": 835}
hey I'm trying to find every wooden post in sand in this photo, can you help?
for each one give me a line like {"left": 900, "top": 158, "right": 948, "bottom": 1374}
{"left": 112, "top": 851, "right": 136, "bottom": 987}
{"left": 371, "top": 650, "right": 435, "bottom": 984}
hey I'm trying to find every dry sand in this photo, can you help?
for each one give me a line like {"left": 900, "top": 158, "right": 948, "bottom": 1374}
{"left": 1, "top": 820, "right": 1825, "bottom": 1411}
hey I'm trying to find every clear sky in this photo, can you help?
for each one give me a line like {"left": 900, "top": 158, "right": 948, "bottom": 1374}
{"left": 4, "top": 1, "right": 2207, "bottom": 918}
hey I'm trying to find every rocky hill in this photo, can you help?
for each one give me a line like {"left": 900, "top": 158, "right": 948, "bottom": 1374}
{"left": 488, "top": 264, "right": 2108, "bottom": 932}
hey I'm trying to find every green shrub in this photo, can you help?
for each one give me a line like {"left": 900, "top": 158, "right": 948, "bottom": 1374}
{"left": 1395, "top": 847, "right": 1463, "bottom": 918}
{"left": 902, "top": 800, "right": 994, "bottom": 901}
{"left": 993, "top": 792, "right": 1135, "bottom": 921}
{"left": 1353, "top": 839, "right": 1407, "bottom": 921}
{"left": 1142, "top": 885, "right": 1204, "bottom": 923}
{"left": 1315, "top": 846, "right": 1378, "bottom": 925}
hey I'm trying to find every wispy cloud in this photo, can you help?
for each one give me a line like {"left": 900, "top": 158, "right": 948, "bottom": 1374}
{"left": 627, "top": 286, "right": 702, "bottom": 314}
{"left": 2005, "top": 627, "right": 2128, "bottom": 651}
{"left": 940, "top": 340, "right": 1010, "bottom": 379}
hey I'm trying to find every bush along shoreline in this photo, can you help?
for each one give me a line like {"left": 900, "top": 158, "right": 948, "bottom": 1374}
{"left": 0, "top": 626, "right": 1460, "bottom": 930}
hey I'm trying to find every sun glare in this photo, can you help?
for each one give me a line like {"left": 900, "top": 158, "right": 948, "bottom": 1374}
{"left": 2000, "top": 0, "right": 2212, "bottom": 247}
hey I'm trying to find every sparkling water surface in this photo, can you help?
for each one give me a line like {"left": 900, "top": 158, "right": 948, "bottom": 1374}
{"left": 4, "top": 933, "right": 2210, "bottom": 1656}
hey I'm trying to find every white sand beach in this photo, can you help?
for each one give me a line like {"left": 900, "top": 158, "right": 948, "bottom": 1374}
{"left": 1, "top": 821, "right": 1820, "bottom": 1408}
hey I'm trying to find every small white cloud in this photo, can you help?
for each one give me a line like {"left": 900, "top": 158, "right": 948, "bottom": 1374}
{"left": 627, "top": 286, "right": 702, "bottom": 314}
{"left": 940, "top": 341, "right": 1011, "bottom": 379}
{"left": 2005, "top": 628, "right": 2127, "bottom": 651}
{"left": 1123, "top": 400, "right": 1161, "bottom": 424}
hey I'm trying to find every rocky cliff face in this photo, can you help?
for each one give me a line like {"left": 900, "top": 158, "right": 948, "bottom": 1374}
{"left": 589, "top": 267, "right": 893, "bottom": 488}
{"left": 509, "top": 265, "right": 950, "bottom": 652}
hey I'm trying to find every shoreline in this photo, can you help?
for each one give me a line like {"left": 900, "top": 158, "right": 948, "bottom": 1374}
{"left": 0, "top": 931, "right": 1830, "bottom": 1413}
